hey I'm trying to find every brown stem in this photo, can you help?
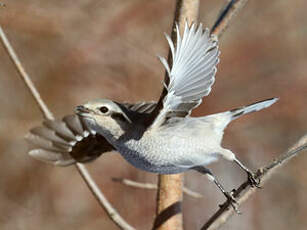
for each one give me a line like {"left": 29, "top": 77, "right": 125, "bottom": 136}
{"left": 154, "top": 1, "right": 200, "bottom": 230}
{"left": 112, "top": 178, "right": 203, "bottom": 198}
{"left": 0, "top": 24, "right": 135, "bottom": 230}
{"left": 211, "top": 0, "right": 249, "bottom": 38}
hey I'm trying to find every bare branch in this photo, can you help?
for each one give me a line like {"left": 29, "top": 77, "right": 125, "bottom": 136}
{"left": 154, "top": 1, "right": 200, "bottom": 229}
{"left": 202, "top": 134, "right": 307, "bottom": 230}
{"left": 112, "top": 178, "right": 203, "bottom": 199}
{"left": 211, "top": 0, "right": 249, "bottom": 38}
{"left": 153, "top": 0, "right": 252, "bottom": 228}
{"left": 155, "top": 0, "right": 250, "bottom": 228}
{"left": 0, "top": 26, "right": 54, "bottom": 120}
{"left": 0, "top": 24, "right": 135, "bottom": 230}
{"left": 76, "top": 165, "right": 135, "bottom": 230}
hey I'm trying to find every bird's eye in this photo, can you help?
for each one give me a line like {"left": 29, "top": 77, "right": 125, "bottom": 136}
{"left": 99, "top": 106, "right": 109, "bottom": 114}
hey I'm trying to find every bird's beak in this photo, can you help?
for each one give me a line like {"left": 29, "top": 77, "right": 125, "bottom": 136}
{"left": 75, "top": 105, "right": 90, "bottom": 115}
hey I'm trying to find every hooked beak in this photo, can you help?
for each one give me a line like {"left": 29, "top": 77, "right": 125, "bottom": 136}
{"left": 75, "top": 105, "right": 90, "bottom": 115}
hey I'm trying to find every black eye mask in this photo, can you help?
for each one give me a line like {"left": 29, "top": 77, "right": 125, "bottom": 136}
{"left": 111, "top": 112, "right": 128, "bottom": 123}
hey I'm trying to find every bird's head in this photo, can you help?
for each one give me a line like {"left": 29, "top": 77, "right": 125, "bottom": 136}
{"left": 75, "top": 99, "right": 132, "bottom": 140}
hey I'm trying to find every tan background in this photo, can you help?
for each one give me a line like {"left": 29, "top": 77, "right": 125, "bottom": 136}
{"left": 0, "top": 0, "right": 306, "bottom": 229}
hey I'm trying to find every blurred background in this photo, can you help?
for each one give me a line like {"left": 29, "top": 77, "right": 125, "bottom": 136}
{"left": 0, "top": 0, "right": 306, "bottom": 229}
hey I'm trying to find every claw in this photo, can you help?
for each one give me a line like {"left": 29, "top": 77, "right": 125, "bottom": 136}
{"left": 234, "top": 158, "right": 262, "bottom": 188}
{"left": 224, "top": 191, "right": 241, "bottom": 214}
{"left": 247, "top": 172, "right": 261, "bottom": 188}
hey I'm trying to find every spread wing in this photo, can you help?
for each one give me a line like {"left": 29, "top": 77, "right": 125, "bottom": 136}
{"left": 26, "top": 102, "right": 156, "bottom": 166}
{"left": 149, "top": 22, "right": 220, "bottom": 128}
{"left": 122, "top": 101, "right": 156, "bottom": 114}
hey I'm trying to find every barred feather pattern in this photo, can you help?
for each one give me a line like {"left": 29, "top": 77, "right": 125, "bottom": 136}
{"left": 122, "top": 101, "right": 156, "bottom": 114}
{"left": 26, "top": 115, "right": 113, "bottom": 166}
{"left": 26, "top": 102, "right": 157, "bottom": 166}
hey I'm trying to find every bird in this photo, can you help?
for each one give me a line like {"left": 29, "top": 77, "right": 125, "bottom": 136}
{"left": 26, "top": 22, "right": 277, "bottom": 210}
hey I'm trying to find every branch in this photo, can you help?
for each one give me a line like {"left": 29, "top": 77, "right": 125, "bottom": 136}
{"left": 211, "top": 0, "right": 249, "bottom": 38}
{"left": 154, "top": 0, "right": 200, "bottom": 229}
{"left": 76, "top": 165, "right": 135, "bottom": 230}
{"left": 155, "top": 0, "right": 250, "bottom": 228}
{"left": 112, "top": 178, "right": 203, "bottom": 199}
{"left": 0, "top": 26, "right": 54, "bottom": 120}
{"left": 0, "top": 25, "right": 135, "bottom": 230}
{"left": 202, "top": 134, "right": 307, "bottom": 230}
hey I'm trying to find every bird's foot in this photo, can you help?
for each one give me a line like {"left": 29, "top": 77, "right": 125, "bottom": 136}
{"left": 223, "top": 191, "right": 241, "bottom": 214}
{"left": 247, "top": 172, "right": 261, "bottom": 188}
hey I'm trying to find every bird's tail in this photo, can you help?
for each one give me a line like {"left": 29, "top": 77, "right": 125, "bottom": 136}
{"left": 229, "top": 98, "right": 278, "bottom": 121}
{"left": 203, "top": 98, "right": 278, "bottom": 132}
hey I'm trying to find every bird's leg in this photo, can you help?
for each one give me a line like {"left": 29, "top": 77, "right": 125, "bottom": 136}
{"left": 193, "top": 166, "right": 241, "bottom": 214}
{"left": 221, "top": 148, "right": 261, "bottom": 188}
{"left": 234, "top": 157, "right": 260, "bottom": 188}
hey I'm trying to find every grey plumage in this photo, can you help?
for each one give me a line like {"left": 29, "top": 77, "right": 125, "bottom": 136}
{"left": 122, "top": 101, "right": 157, "bottom": 114}
{"left": 27, "top": 22, "right": 278, "bottom": 209}
{"left": 26, "top": 102, "right": 157, "bottom": 165}
{"left": 69, "top": 23, "right": 277, "bottom": 177}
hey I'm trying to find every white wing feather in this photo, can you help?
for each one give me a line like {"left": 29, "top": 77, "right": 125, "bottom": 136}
{"left": 151, "top": 22, "right": 220, "bottom": 128}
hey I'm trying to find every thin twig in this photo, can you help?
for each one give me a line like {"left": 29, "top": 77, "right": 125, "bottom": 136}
{"left": 0, "top": 24, "right": 135, "bottom": 230}
{"left": 204, "top": 1, "right": 307, "bottom": 228}
{"left": 211, "top": 0, "right": 249, "bottom": 38}
{"left": 76, "top": 165, "right": 135, "bottom": 230}
{"left": 112, "top": 178, "right": 203, "bottom": 199}
{"left": 202, "top": 135, "right": 307, "bottom": 230}
{"left": 0, "top": 26, "right": 54, "bottom": 120}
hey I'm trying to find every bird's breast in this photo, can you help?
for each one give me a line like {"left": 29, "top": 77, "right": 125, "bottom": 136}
{"left": 114, "top": 133, "right": 190, "bottom": 174}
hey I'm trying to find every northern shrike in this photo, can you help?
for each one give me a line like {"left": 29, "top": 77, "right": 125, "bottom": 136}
{"left": 27, "top": 22, "right": 277, "bottom": 210}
